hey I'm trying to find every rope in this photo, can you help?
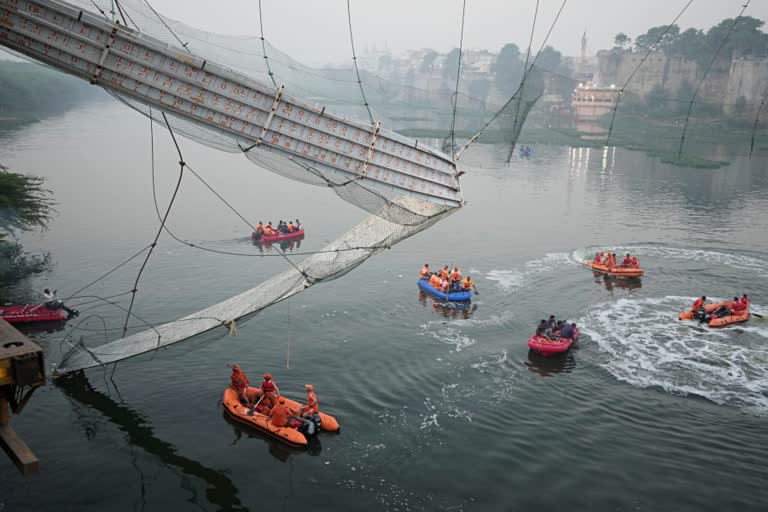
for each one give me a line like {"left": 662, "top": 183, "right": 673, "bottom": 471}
{"left": 63, "top": 244, "right": 152, "bottom": 302}
{"left": 457, "top": 0, "right": 567, "bottom": 160}
{"left": 448, "top": 0, "right": 467, "bottom": 160}
{"left": 605, "top": 0, "right": 694, "bottom": 147}
{"left": 677, "top": 1, "right": 751, "bottom": 158}
{"left": 141, "top": 0, "right": 190, "bottom": 52}
{"left": 122, "top": 112, "right": 186, "bottom": 337}
{"left": 346, "top": 0, "right": 374, "bottom": 124}
{"left": 749, "top": 87, "right": 768, "bottom": 159}
{"left": 505, "top": 0, "right": 540, "bottom": 165}
{"left": 258, "top": 0, "right": 277, "bottom": 86}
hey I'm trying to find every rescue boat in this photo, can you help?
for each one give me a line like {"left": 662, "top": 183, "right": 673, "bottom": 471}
{"left": 417, "top": 279, "right": 472, "bottom": 302}
{"left": 0, "top": 304, "right": 68, "bottom": 324}
{"left": 222, "top": 386, "right": 339, "bottom": 448}
{"left": 251, "top": 228, "right": 305, "bottom": 243}
{"left": 679, "top": 302, "right": 750, "bottom": 327}
{"left": 583, "top": 261, "right": 644, "bottom": 278}
{"left": 527, "top": 328, "right": 579, "bottom": 357}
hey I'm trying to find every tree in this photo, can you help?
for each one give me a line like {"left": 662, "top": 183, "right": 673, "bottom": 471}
{"left": 0, "top": 167, "right": 55, "bottom": 287}
{"left": 536, "top": 46, "right": 562, "bottom": 71}
{"left": 442, "top": 48, "right": 461, "bottom": 80}
{"left": 634, "top": 24, "right": 680, "bottom": 53}
{"left": 666, "top": 28, "right": 706, "bottom": 60}
{"left": 705, "top": 16, "right": 768, "bottom": 60}
{"left": 419, "top": 50, "right": 438, "bottom": 73}
{"left": 494, "top": 43, "right": 526, "bottom": 97}
{"left": 614, "top": 32, "right": 631, "bottom": 49}
{"left": 645, "top": 84, "right": 669, "bottom": 114}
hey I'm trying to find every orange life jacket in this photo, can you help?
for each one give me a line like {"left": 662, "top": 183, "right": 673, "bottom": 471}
{"left": 256, "top": 224, "right": 264, "bottom": 234}
{"left": 692, "top": 298, "right": 704, "bottom": 311}
{"left": 420, "top": 267, "right": 430, "bottom": 278}
{"left": 270, "top": 403, "right": 291, "bottom": 427}
{"left": 287, "top": 223, "right": 295, "bottom": 232}
{"left": 440, "top": 269, "right": 449, "bottom": 279}
{"left": 429, "top": 275, "right": 440, "bottom": 288}
{"left": 305, "top": 391, "right": 318, "bottom": 415}
{"left": 441, "top": 280, "right": 450, "bottom": 292}
{"left": 462, "top": 278, "right": 473, "bottom": 290}
{"left": 450, "top": 270, "right": 461, "bottom": 282}
{"left": 264, "top": 226, "right": 275, "bottom": 235}
{"left": 229, "top": 366, "right": 249, "bottom": 393}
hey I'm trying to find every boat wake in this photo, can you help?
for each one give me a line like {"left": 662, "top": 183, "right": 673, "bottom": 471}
{"left": 483, "top": 252, "right": 573, "bottom": 293}
{"left": 573, "top": 244, "right": 768, "bottom": 277}
{"left": 579, "top": 296, "right": 768, "bottom": 414}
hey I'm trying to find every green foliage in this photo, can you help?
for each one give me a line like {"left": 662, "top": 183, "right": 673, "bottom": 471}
{"left": 614, "top": 33, "right": 631, "bottom": 49}
{"left": 0, "top": 60, "right": 93, "bottom": 123}
{"left": 0, "top": 237, "right": 51, "bottom": 287}
{"left": 494, "top": 43, "right": 525, "bottom": 97}
{"left": 536, "top": 46, "right": 561, "bottom": 71}
{"left": 635, "top": 24, "right": 680, "bottom": 52}
{"left": 0, "top": 170, "right": 55, "bottom": 233}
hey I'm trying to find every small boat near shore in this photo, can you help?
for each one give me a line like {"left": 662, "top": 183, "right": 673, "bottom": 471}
{"left": 0, "top": 304, "right": 68, "bottom": 324}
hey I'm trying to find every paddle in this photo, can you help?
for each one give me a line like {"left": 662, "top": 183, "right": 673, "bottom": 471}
{"left": 247, "top": 394, "right": 265, "bottom": 415}
{"left": 752, "top": 312, "right": 764, "bottom": 318}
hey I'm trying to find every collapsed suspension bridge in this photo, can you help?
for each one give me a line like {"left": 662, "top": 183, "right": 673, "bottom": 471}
{"left": 0, "top": 0, "right": 540, "bottom": 373}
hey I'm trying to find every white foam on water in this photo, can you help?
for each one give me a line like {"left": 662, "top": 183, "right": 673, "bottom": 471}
{"left": 573, "top": 244, "right": 768, "bottom": 276}
{"left": 418, "top": 324, "right": 477, "bottom": 352}
{"left": 580, "top": 296, "right": 768, "bottom": 414}
{"left": 483, "top": 252, "right": 572, "bottom": 293}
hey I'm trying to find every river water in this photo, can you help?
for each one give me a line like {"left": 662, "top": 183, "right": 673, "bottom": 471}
{"left": 1, "top": 102, "right": 767, "bottom": 511}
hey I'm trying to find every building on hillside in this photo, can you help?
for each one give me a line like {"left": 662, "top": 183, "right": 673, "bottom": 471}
{"left": 572, "top": 82, "right": 619, "bottom": 134}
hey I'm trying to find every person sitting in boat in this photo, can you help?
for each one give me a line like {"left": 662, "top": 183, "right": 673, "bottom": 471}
{"left": 277, "top": 220, "right": 286, "bottom": 234}
{"left": 741, "top": 294, "right": 750, "bottom": 309}
{"left": 730, "top": 297, "right": 748, "bottom": 314}
{"left": 269, "top": 396, "right": 294, "bottom": 428}
{"left": 42, "top": 288, "right": 78, "bottom": 317}
{"left": 229, "top": 364, "right": 251, "bottom": 403}
{"left": 429, "top": 272, "right": 441, "bottom": 289}
{"left": 441, "top": 278, "right": 450, "bottom": 294}
{"left": 440, "top": 265, "right": 450, "bottom": 280}
{"left": 544, "top": 315, "right": 556, "bottom": 335}
{"left": 260, "top": 373, "right": 280, "bottom": 408}
{"left": 287, "top": 221, "right": 295, "bottom": 233}
{"left": 606, "top": 253, "right": 617, "bottom": 267}
{"left": 594, "top": 252, "right": 604, "bottom": 264}
{"left": 620, "top": 253, "right": 632, "bottom": 267}
{"left": 558, "top": 321, "right": 576, "bottom": 340}
{"left": 264, "top": 222, "right": 276, "bottom": 236}
{"left": 420, "top": 264, "right": 430, "bottom": 279}
{"left": 298, "top": 384, "right": 319, "bottom": 418}
{"left": 461, "top": 276, "right": 477, "bottom": 293}
{"left": 255, "top": 221, "right": 264, "bottom": 239}
{"left": 630, "top": 256, "right": 639, "bottom": 268}
{"left": 450, "top": 267, "right": 461, "bottom": 283}
{"left": 535, "top": 319, "right": 547, "bottom": 336}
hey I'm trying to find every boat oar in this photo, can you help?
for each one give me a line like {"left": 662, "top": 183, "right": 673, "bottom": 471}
{"left": 752, "top": 312, "right": 764, "bottom": 318}
{"left": 247, "top": 394, "right": 265, "bottom": 415}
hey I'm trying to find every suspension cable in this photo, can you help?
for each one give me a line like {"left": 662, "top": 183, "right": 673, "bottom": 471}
{"left": 448, "top": 0, "right": 467, "bottom": 160}
{"left": 346, "top": 0, "right": 374, "bottom": 124}
{"left": 677, "top": 1, "right": 751, "bottom": 158}
{"left": 258, "top": 0, "right": 277, "bottom": 86}
{"left": 63, "top": 244, "right": 152, "bottom": 302}
{"left": 142, "top": 0, "right": 190, "bottom": 51}
{"left": 605, "top": 0, "right": 694, "bottom": 147}
{"left": 121, "top": 112, "right": 186, "bottom": 337}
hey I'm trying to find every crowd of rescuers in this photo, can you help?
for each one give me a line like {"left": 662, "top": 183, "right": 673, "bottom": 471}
{"left": 420, "top": 263, "right": 477, "bottom": 294}
{"left": 593, "top": 251, "right": 640, "bottom": 269}
{"left": 229, "top": 367, "right": 318, "bottom": 428}
{"left": 690, "top": 294, "right": 750, "bottom": 319}
{"left": 255, "top": 219, "right": 301, "bottom": 237}
{"left": 535, "top": 314, "right": 578, "bottom": 340}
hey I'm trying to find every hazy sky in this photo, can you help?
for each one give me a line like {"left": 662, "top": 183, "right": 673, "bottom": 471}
{"left": 2, "top": 1, "right": 766, "bottom": 65}
{"left": 141, "top": 0, "right": 768, "bottom": 66}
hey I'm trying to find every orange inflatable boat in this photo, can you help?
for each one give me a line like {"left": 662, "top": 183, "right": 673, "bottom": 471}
{"left": 222, "top": 386, "right": 340, "bottom": 448}
{"left": 679, "top": 301, "right": 750, "bottom": 327}
{"left": 583, "top": 261, "right": 644, "bottom": 278}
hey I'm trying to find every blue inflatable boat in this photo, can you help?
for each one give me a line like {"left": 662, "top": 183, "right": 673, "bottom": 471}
{"left": 417, "top": 279, "right": 472, "bottom": 302}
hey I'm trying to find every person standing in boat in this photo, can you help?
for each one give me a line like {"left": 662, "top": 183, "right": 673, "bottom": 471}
{"left": 295, "top": 219, "right": 301, "bottom": 230}
{"left": 260, "top": 373, "right": 280, "bottom": 408}
{"left": 420, "top": 264, "right": 430, "bottom": 279}
{"left": 544, "top": 315, "right": 556, "bottom": 336}
{"left": 740, "top": 294, "right": 750, "bottom": 309}
{"left": 229, "top": 364, "right": 251, "bottom": 403}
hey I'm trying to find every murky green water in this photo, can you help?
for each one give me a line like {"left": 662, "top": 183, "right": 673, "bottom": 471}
{"left": 1, "top": 102, "right": 767, "bottom": 511}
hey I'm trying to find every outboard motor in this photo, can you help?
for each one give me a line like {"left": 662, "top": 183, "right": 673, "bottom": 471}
{"left": 695, "top": 307, "right": 706, "bottom": 322}
{"left": 297, "top": 414, "right": 322, "bottom": 437}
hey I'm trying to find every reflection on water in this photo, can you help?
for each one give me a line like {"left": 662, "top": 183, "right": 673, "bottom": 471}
{"left": 222, "top": 412, "right": 321, "bottom": 462}
{"left": 594, "top": 272, "right": 643, "bottom": 291}
{"left": 525, "top": 348, "right": 577, "bottom": 377}
{"left": 417, "top": 291, "right": 478, "bottom": 320}
{"left": 57, "top": 372, "right": 248, "bottom": 512}
{"left": 253, "top": 236, "right": 304, "bottom": 254}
